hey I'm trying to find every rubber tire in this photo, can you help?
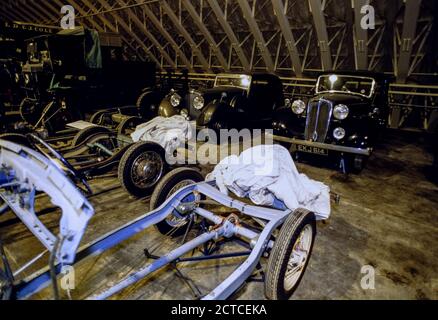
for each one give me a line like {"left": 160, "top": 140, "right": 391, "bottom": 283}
{"left": 0, "top": 133, "right": 32, "bottom": 148}
{"left": 90, "top": 110, "right": 110, "bottom": 125}
{"left": 0, "top": 268, "right": 12, "bottom": 300}
{"left": 71, "top": 126, "right": 112, "bottom": 147}
{"left": 116, "top": 116, "right": 143, "bottom": 136}
{"left": 150, "top": 167, "right": 204, "bottom": 236}
{"left": 265, "top": 208, "right": 316, "bottom": 300}
{"left": 136, "top": 89, "right": 159, "bottom": 120}
{"left": 136, "top": 89, "right": 153, "bottom": 108}
{"left": 118, "top": 142, "right": 168, "bottom": 198}
{"left": 19, "top": 97, "right": 38, "bottom": 124}
{"left": 350, "top": 155, "right": 368, "bottom": 174}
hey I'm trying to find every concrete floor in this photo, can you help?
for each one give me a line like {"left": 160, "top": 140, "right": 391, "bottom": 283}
{"left": 1, "top": 130, "right": 437, "bottom": 300}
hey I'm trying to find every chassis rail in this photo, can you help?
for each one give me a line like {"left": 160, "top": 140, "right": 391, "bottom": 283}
{"left": 14, "top": 181, "right": 294, "bottom": 300}
{"left": 0, "top": 140, "right": 94, "bottom": 265}
{"left": 1, "top": 139, "right": 323, "bottom": 300}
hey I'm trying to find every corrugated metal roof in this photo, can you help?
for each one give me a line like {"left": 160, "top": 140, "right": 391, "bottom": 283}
{"left": 0, "top": 0, "right": 436, "bottom": 82}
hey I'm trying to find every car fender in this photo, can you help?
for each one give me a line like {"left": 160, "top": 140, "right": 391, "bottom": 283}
{"left": 196, "top": 100, "right": 228, "bottom": 126}
{"left": 158, "top": 96, "right": 179, "bottom": 118}
{"left": 272, "top": 108, "right": 304, "bottom": 137}
{"left": 346, "top": 133, "right": 370, "bottom": 150}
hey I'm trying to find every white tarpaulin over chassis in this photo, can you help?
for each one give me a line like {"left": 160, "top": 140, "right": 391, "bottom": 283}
{"left": 130, "top": 115, "right": 193, "bottom": 154}
{"left": 206, "top": 144, "right": 331, "bottom": 219}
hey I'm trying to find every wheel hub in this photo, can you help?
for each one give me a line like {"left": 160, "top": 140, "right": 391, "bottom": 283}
{"left": 131, "top": 152, "right": 164, "bottom": 188}
{"left": 283, "top": 224, "right": 313, "bottom": 291}
{"left": 165, "top": 179, "right": 199, "bottom": 227}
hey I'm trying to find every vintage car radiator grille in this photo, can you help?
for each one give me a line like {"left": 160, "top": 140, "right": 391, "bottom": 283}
{"left": 304, "top": 99, "right": 333, "bottom": 142}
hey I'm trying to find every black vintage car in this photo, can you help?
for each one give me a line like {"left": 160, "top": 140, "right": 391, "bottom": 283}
{"left": 157, "top": 72, "right": 285, "bottom": 131}
{"left": 272, "top": 71, "right": 391, "bottom": 173}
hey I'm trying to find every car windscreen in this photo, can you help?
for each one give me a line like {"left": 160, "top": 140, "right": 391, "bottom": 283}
{"left": 316, "top": 75, "right": 375, "bottom": 97}
{"left": 214, "top": 75, "right": 251, "bottom": 90}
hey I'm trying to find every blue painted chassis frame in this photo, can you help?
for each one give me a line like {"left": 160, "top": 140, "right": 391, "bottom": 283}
{"left": 15, "top": 181, "right": 293, "bottom": 300}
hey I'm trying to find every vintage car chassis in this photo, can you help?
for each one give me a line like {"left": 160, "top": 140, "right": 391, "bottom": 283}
{"left": 0, "top": 140, "right": 94, "bottom": 266}
{"left": 0, "top": 139, "right": 322, "bottom": 300}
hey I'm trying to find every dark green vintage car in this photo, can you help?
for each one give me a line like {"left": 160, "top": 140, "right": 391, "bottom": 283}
{"left": 157, "top": 72, "right": 285, "bottom": 132}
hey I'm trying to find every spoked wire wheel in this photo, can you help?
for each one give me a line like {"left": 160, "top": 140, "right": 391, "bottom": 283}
{"left": 118, "top": 142, "right": 168, "bottom": 198}
{"left": 130, "top": 152, "right": 164, "bottom": 189}
{"left": 283, "top": 224, "right": 313, "bottom": 291}
{"left": 0, "top": 240, "right": 13, "bottom": 300}
{"left": 265, "top": 208, "right": 316, "bottom": 300}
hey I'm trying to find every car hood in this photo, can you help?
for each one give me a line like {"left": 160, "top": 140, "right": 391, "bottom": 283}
{"left": 312, "top": 92, "right": 370, "bottom": 106}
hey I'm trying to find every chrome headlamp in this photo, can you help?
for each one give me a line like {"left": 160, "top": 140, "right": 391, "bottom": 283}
{"left": 333, "top": 127, "right": 346, "bottom": 140}
{"left": 291, "top": 99, "right": 306, "bottom": 115}
{"left": 333, "top": 104, "right": 349, "bottom": 120}
{"left": 193, "top": 94, "right": 205, "bottom": 110}
{"left": 170, "top": 92, "right": 181, "bottom": 107}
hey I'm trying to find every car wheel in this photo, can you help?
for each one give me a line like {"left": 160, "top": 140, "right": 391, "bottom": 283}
{"left": 19, "top": 97, "right": 39, "bottom": 125}
{"left": 116, "top": 116, "right": 143, "bottom": 136}
{"left": 150, "top": 167, "right": 204, "bottom": 236}
{"left": 351, "top": 155, "right": 368, "bottom": 174}
{"left": 265, "top": 208, "right": 316, "bottom": 300}
{"left": 0, "top": 201, "right": 9, "bottom": 215}
{"left": 89, "top": 110, "right": 114, "bottom": 125}
{"left": 0, "top": 263, "right": 13, "bottom": 300}
{"left": 0, "top": 133, "right": 32, "bottom": 148}
{"left": 118, "top": 142, "right": 168, "bottom": 198}
{"left": 71, "top": 126, "right": 112, "bottom": 147}
{"left": 136, "top": 89, "right": 158, "bottom": 120}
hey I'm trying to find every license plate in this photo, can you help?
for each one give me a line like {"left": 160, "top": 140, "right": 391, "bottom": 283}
{"left": 295, "top": 144, "right": 329, "bottom": 156}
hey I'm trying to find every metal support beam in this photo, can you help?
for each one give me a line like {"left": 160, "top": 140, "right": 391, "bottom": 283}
{"left": 160, "top": 1, "right": 212, "bottom": 72}
{"left": 353, "top": 0, "right": 369, "bottom": 70}
{"left": 309, "top": 0, "right": 333, "bottom": 70}
{"left": 7, "top": 3, "right": 37, "bottom": 23}
{"left": 271, "top": 0, "right": 302, "bottom": 76}
{"left": 91, "top": 0, "right": 161, "bottom": 65}
{"left": 236, "top": 0, "right": 274, "bottom": 71}
{"left": 39, "top": 1, "right": 63, "bottom": 22}
{"left": 116, "top": 0, "right": 176, "bottom": 68}
{"left": 207, "top": 0, "right": 250, "bottom": 71}
{"left": 182, "top": 0, "right": 229, "bottom": 71}
{"left": 61, "top": 0, "right": 104, "bottom": 33}
{"left": 137, "top": 0, "right": 192, "bottom": 70}
{"left": 67, "top": 0, "right": 146, "bottom": 61}
{"left": 0, "top": 6, "right": 18, "bottom": 22}
{"left": 26, "top": 2, "right": 57, "bottom": 24}
{"left": 396, "top": 0, "right": 422, "bottom": 83}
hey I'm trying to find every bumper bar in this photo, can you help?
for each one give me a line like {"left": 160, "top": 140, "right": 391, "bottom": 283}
{"left": 270, "top": 134, "right": 372, "bottom": 156}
